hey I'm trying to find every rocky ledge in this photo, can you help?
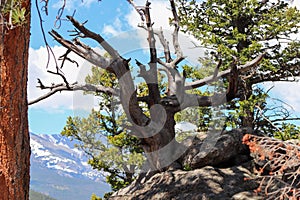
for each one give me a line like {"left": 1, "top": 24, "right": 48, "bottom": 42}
{"left": 110, "top": 128, "right": 264, "bottom": 200}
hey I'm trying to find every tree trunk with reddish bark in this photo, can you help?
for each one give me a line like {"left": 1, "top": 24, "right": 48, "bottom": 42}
{"left": 0, "top": 1, "right": 31, "bottom": 199}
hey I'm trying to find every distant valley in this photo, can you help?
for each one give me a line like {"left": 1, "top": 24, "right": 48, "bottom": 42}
{"left": 30, "top": 132, "right": 111, "bottom": 200}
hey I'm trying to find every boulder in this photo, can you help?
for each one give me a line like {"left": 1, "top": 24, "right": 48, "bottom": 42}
{"left": 110, "top": 162, "right": 261, "bottom": 200}
{"left": 180, "top": 128, "right": 252, "bottom": 169}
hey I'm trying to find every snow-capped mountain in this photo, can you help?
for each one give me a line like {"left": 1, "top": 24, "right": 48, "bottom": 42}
{"left": 30, "top": 132, "right": 110, "bottom": 200}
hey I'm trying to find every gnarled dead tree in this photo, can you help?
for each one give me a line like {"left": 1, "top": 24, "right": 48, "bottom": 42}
{"left": 29, "top": 0, "right": 264, "bottom": 170}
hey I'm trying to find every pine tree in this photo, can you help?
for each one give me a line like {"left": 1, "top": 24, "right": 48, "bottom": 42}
{"left": 177, "top": 0, "right": 300, "bottom": 135}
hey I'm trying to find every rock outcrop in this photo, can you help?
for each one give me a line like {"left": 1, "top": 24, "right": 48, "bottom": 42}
{"left": 110, "top": 162, "right": 261, "bottom": 200}
{"left": 180, "top": 128, "right": 252, "bottom": 169}
{"left": 110, "top": 129, "right": 262, "bottom": 200}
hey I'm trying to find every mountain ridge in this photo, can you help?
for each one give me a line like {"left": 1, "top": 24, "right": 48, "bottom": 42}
{"left": 30, "top": 132, "right": 111, "bottom": 200}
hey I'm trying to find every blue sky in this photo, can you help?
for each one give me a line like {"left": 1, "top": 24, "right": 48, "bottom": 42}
{"left": 28, "top": 0, "right": 300, "bottom": 135}
{"left": 30, "top": 0, "right": 131, "bottom": 47}
{"left": 29, "top": 0, "right": 132, "bottom": 134}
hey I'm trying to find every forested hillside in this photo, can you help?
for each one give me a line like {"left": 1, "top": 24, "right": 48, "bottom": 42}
{"left": 29, "top": 190, "right": 56, "bottom": 200}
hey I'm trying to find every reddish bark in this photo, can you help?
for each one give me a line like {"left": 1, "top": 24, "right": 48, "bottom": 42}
{"left": 0, "top": 1, "right": 31, "bottom": 199}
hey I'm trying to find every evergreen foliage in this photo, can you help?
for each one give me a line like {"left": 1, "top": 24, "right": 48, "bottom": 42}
{"left": 177, "top": 0, "right": 300, "bottom": 136}
{"left": 61, "top": 67, "right": 144, "bottom": 192}
{"left": 0, "top": 0, "right": 27, "bottom": 27}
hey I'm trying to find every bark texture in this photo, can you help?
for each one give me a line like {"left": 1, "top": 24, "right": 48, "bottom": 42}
{"left": 0, "top": 1, "right": 31, "bottom": 199}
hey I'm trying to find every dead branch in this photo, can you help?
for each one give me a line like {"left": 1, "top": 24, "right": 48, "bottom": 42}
{"left": 127, "top": 0, "right": 145, "bottom": 22}
{"left": 128, "top": 0, "right": 161, "bottom": 107}
{"left": 143, "top": 27, "right": 176, "bottom": 96}
{"left": 144, "top": 1, "right": 160, "bottom": 105}
{"left": 184, "top": 54, "right": 265, "bottom": 90}
{"left": 170, "top": 0, "right": 185, "bottom": 66}
{"left": 35, "top": 0, "right": 58, "bottom": 69}
{"left": 137, "top": 23, "right": 172, "bottom": 63}
{"left": 47, "top": 68, "right": 70, "bottom": 89}
{"left": 54, "top": 0, "right": 67, "bottom": 28}
{"left": 254, "top": 105, "right": 283, "bottom": 133}
{"left": 144, "top": 1, "right": 157, "bottom": 65}
{"left": 156, "top": 27, "right": 172, "bottom": 63}
{"left": 50, "top": 15, "right": 149, "bottom": 127}
{"left": 243, "top": 134, "right": 300, "bottom": 200}
{"left": 40, "top": 0, "right": 49, "bottom": 15}
{"left": 159, "top": 60, "right": 240, "bottom": 111}
{"left": 131, "top": 0, "right": 186, "bottom": 100}
{"left": 66, "top": 15, "right": 120, "bottom": 60}
{"left": 49, "top": 30, "right": 112, "bottom": 71}
{"left": 59, "top": 49, "right": 79, "bottom": 68}
{"left": 28, "top": 81, "right": 119, "bottom": 105}
{"left": 135, "top": 25, "right": 176, "bottom": 97}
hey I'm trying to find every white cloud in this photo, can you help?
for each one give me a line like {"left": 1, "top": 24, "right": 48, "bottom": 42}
{"left": 102, "top": 16, "right": 124, "bottom": 37}
{"left": 103, "top": 24, "right": 119, "bottom": 37}
{"left": 52, "top": 0, "right": 98, "bottom": 11}
{"left": 292, "top": 0, "right": 300, "bottom": 9}
{"left": 28, "top": 46, "right": 100, "bottom": 113}
{"left": 261, "top": 81, "right": 300, "bottom": 115}
{"left": 82, "top": 0, "right": 99, "bottom": 7}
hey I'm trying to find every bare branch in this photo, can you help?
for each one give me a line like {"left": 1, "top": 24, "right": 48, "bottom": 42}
{"left": 185, "top": 54, "right": 265, "bottom": 90}
{"left": 136, "top": 59, "right": 148, "bottom": 78}
{"left": 159, "top": 61, "right": 240, "bottom": 111}
{"left": 137, "top": 25, "right": 172, "bottom": 63}
{"left": 66, "top": 15, "right": 121, "bottom": 60}
{"left": 243, "top": 134, "right": 300, "bottom": 199}
{"left": 58, "top": 49, "right": 79, "bottom": 68}
{"left": 49, "top": 30, "right": 112, "bottom": 72}
{"left": 131, "top": 0, "right": 187, "bottom": 102}
{"left": 255, "top": 105, "right": 283, "bottom": 133}
{"left": 212, "top": 60, "right": 222, "bottom": 80}
{"left": 156, "top": 27, "right": 172, "bottom": 63}
{"left": 28, "top": 82, "right": 119, "bottom": 105}
{"left": 160, "top": 92, "right": 227, "bottom": 113}
{"left": 50, "top": 17, "right": 149, "bottom": 129}
{"left": 127, "top": 0, "right": 145, "bottom": 22}
{"left": 137, "top": 23, "right": 183, "bottom": 98}
{"left": 47, "top": 69, "right": 70, "bottom": 89}
{"left": 35, "top": 0, "right": 58, "bottom": 69}
{"left": 40, "top": 0, "right": 49, "bottom": 15}
{"left": 54, "top": 0, "right": 67, "bottom": 28}
{"left": 144, "top": 1, "right": 157, "bottom": 65}
{"left": 170, "top": 0, "right": 186, "bottom": 66}
{"left": 129, "top": 1, "right": 161, "bottom": 106}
